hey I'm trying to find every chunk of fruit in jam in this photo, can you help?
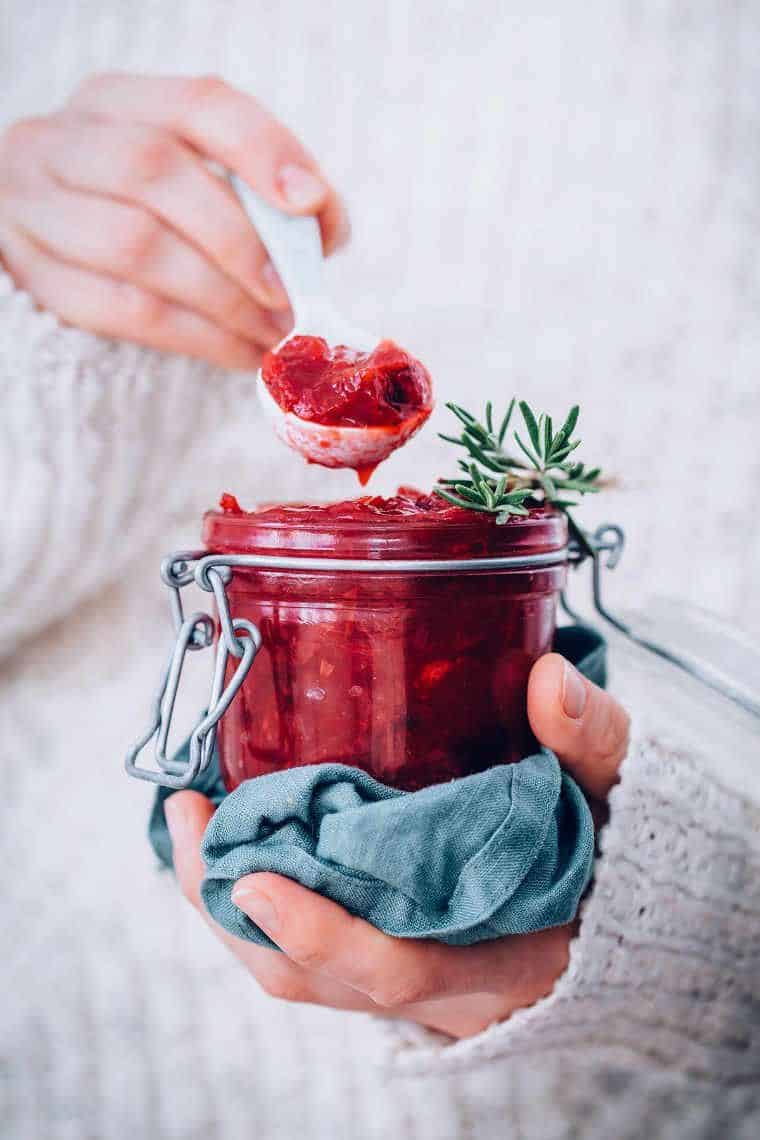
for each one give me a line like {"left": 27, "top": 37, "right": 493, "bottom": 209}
{"left": 219, "top": 492, "right": 243, "bottom": 514}
{"left": 261, "top": 336, "right": 433, "bottom": 428}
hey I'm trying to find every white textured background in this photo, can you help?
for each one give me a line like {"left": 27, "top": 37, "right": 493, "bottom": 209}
{"left": 2, "top": 2, "right": 760, "bottom": 1138}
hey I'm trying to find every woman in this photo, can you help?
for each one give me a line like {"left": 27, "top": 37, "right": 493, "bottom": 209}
{"left": 2, "top": 7, "right": 758, "bottom": 1138}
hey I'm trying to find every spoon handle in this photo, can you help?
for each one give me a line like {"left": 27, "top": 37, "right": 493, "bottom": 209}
{"left": 228, "top": 174, "right": 323, "bottom": 324}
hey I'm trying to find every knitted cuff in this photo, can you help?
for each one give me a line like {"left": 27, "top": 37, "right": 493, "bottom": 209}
{"left": 382, "top": 735, "right": 760, "bottom": 1082}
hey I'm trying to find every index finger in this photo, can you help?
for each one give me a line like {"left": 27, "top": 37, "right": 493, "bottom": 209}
{"left": 68, "top": 73, "right": 349, "bottom": 253}
{"left": 231, "top": 871, "right": 571, "bottom": 1009}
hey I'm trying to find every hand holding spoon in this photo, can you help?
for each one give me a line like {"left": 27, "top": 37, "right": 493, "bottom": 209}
{"left": 229, "top": 175, "right": 432, "bottom": 476}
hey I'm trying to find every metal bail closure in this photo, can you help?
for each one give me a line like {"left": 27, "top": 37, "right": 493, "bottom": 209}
{"left": 125, "top": 543, "right": 575, "bottom": 788}
{"left": 125, "top": 553, "right": 262, "bottom": 788}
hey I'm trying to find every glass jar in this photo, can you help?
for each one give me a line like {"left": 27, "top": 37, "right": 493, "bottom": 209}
{"left": 202, "top": 495, "right": 568, "bottom": 792}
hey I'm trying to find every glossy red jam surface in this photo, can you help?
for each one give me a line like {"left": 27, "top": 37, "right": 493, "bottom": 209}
{"left": 261, "top": 336, "right": 433, "bottom": 427}
{"left": 204, "top": 490, "right": 567, "bottom": 793}
{"left": 210, "top": 486, "right": 565, "bottom": 560}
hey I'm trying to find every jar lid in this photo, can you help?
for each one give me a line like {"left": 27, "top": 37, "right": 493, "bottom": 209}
{"left": 202, "top": 490, "right": 567, "bottom": 562}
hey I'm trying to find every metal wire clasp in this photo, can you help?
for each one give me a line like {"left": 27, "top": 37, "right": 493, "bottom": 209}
{"left": 125, "top": 542, "right": 575, "bottom": 788}
{"left": 125, "top": 551, "right": 262, "bottom": 788}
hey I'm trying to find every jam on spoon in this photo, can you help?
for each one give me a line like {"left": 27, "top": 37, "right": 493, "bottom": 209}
{"left": 260, "top": 335, "right": 433, "bottom": 484}
{"left": 261, "top": 336, "right": 432, "bottom": 428}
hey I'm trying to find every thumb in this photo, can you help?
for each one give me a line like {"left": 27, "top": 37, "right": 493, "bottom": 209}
{"left": 527, "top": 653, "right": 630, "bottom": 799}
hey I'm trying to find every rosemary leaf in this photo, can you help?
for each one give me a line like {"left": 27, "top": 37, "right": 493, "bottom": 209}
{"left": 543, "top": 415, "right": 553, "bottom": 461}
{"left": 514, "top": 432, "right": 542, "bottom": 468}
{"left": 435, "top": 396, "right": 604, "bottom": 546}
{"left": 436, "top": 488, "right": 497, "bottom": 512}
{"left": 519, "top": 401, "right": 541, "bottom": 454}
{"left": 447, "top": 402, "right": 477, "bottom": 426}
{"left": 553, "top": 405, "right": 579, "bottom": 450}
{"left": 498, "top": 398, "right": 516, "bottom": 444}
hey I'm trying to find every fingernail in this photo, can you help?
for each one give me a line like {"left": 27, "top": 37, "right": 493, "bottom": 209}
{"left": 277, "top": 163, "right": 325, "bottom": 210}
{"left": 561, "top": 660, "right": 587, "bottom": 720}
{"left": 232, "top": 883, "right": 278, "bottom": 934}
{"left": 260, "top": 258, "right": 284, "bottom": 296}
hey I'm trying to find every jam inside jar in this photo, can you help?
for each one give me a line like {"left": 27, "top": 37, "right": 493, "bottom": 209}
{"left": 203, "top": 490, "right": 568, "bottom": 792}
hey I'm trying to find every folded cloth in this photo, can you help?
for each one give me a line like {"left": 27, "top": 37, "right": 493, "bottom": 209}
{"left": 149, "top": 625, "right": 604, "bottom": 947}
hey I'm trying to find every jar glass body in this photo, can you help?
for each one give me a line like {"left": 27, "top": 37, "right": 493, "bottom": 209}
{"left": 203, "top": 505, "right": 567, "bottom": 792}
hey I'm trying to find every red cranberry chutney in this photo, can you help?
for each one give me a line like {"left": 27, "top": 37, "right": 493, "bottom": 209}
{"left": 205, "top": 489, "right": 567, "bottom": 792}
{"left": 260, "top": 336, "right": 432, "bottom": 428}
{"left": 214, "top": 487, "right": 563, "bottom": 558}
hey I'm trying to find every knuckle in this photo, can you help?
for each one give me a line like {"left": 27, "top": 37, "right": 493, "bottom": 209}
{"left": 1, "top": 116, "right": 47, "bottom": 156}
{"left": 121, "top": 285, "right": 166, "bottom": 332}
{"left": 128, "top": 129, "right": 176, "bottom": 184}
{"left": 112, "top": 213, "right": 162, "bottom": 273}
{"left": 182, "top": 74, "right": 230, "bottom": 113}
{"left": 216, "top": 284, "right": 259, "bottom": 328}
{"left": 70, "top": 71, "right": 117, "bottom": 104}
{"left": 215, "top": 222, "right": 258, "bottom": 275}
{"left": 181, "top": 76, "right": 270, "bottom": 157}
{"left": 239, "top": 114, "right": 281, "bottom": 154}
{"left": 258, "top": 967, "right": 309, "bottom": 1004}
{"left": 367, "top": 983, "right": 413, "bottom": 1010}
{"left": 286, "top": 940, "right": 330, "bottom": 973}
{"left": 368, "top": 973, "right": 431, "bottom": 1010}
{"left": 235, "top": 113, "right": 293, "bottom": 171}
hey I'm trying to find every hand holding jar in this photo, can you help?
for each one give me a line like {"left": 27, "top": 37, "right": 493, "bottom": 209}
{"left": 166, "top": 653, "right": 630, "bottom": 1040}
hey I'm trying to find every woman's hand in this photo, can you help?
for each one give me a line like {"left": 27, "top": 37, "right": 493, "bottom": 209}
{"left": 166, "top": 655, "right": 629, "bottom": 1039}
{"left": 0, "top": 73, "right": 348, "bottom": 369}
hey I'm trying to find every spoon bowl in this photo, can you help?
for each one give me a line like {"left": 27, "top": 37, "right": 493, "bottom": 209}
{"left": 256, "top": 371, "right": 431, "bottom": 474}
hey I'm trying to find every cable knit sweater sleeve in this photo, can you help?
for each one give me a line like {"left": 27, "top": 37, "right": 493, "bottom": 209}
{"left": 385, "top": 736, "right": 759, "bottom": 1081}
{"left": 382, "top": 640, "right": 760, "bottom": 1083}
{"left": 0, "top": 270, "right": 249, "bottom": 659}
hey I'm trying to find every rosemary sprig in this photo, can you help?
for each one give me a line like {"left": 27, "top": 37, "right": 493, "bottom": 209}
{"left": 435, "top": 399, "right": 602, "bottom": 533}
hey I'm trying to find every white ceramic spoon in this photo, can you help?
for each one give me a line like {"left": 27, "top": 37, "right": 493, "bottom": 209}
{"left": 229, "top": 175, "right": 431, "bottom": 473}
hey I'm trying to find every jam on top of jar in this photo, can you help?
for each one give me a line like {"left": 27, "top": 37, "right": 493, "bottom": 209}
{"left": 210, "top": 487, "right": 565, "bottom": 561}
{"left": 260, "top": 336, "right": 433, "bottom": 429}
{"left": 218, "top": 485, "right": 558, "bottom": 521}
{"left": 218, "top": 486, "right": 477, "bottom": 523}
{"left": 235, "top": 486, "right": 462, "bottom": 520}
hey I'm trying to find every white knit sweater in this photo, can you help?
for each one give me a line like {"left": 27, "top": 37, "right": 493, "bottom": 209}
{"left": 2, "top": 3, "right": 760, "bottom": 1138}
